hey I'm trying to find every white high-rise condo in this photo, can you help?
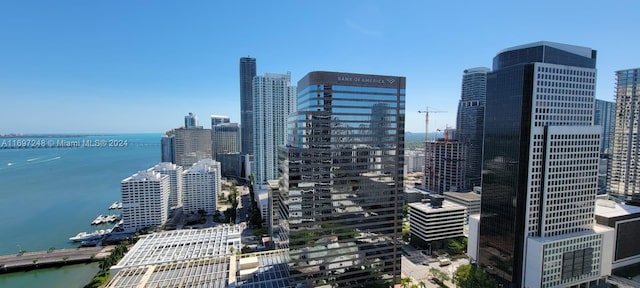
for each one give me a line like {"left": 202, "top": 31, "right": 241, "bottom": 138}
{"left": 150, "top": 162, "right": 183, "bottom": 209}
{"left": 182, "top": 159, "right": 221, "bottom": 215}
{"left": 121, "top": 170, "right": 170, "bottom": 230}
{"left": 469, "top": 41, "right": 614, "bottom": 288}
{"left": 252, "top": 72, "right": 296, "bottom": 185}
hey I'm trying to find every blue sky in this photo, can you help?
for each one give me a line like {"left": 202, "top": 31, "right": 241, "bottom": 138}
{"left": 0, "top": 0, "right": 638, "bottom": 134}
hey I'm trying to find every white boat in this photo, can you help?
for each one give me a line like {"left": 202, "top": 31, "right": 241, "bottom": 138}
{"left": 91, "top": 215, "right": 105, "bottom": 225}
{"left": 108, "top": 201, "right": 123, "bottom": 210}
{"left": 106, "top": 214, "right": 117, "bottom": 222}
{"left": 69, "top": 229, "right": 111, "bottom": 242}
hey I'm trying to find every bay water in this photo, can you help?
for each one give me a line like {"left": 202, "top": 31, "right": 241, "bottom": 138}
{"left": 0, "top": 133, "right": 160, "bottom": 287}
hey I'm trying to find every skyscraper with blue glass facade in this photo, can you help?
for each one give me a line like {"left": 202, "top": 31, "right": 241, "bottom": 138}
{"left": 277, "top": 71, "right": 405, "bottom": 287}
{"left": 456, "top": 67, "right": 490, "bottom": 189}
{"left": 594, "top": 99, "right": 615, "bottom": 155}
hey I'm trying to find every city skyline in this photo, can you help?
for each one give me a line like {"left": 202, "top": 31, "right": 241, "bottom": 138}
{"left": 1, "top": 1, "right": 639, "bottom": 134}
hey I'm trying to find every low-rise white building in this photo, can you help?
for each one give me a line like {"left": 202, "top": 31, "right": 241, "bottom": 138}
{"left": 409, "top": 199, "right": 465, "bottom": 248}
{"left": 121, "top": 170, "right": 170, "bottom": 230}
{"left": 443, "top": 191, "right": 481, "bottom": 224}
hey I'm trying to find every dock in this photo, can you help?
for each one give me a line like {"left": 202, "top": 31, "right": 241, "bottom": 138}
{"left": 0, "top": 246, "right": 113, "bottom": 274}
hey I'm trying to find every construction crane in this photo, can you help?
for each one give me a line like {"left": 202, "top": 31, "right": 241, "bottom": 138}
{"left": 418, "top": 107, "right": 446, "bottom": 142}
{"left": 436, "top": 125, "right": 452, "bottom": 143}
{"left": 419, "top": 108, "right": 446, "bottom": 191}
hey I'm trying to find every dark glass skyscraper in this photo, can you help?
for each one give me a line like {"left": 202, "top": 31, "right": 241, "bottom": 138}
{"left": 476, "top": 42, "right": 612, "bottom": 288}
{"left": 456, "top": 67, "right": 489, "bottom": 189}
{"left": 240, "top": 57, "right": 256, "bottom": 156}
{"left": 277, "top": 71, "right": 405, "bottom": 287}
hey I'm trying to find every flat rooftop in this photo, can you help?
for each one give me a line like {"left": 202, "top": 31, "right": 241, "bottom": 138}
{"left": 113, "top": 225, "right": 241, "bottom": 269}
{"left": 106, "top": 256, "right": 230, "bottom": 288}
{"left": 595, "top": 199, "right": 640, "bottom": 218}
{"left": 443, "top": 191, "right": 481, "bottom": 202}
{"left": 106, "top": 249, "right": 290, "bottom": 288}
{"left": 409, "top": 200, "right": 465, "bottom": 213}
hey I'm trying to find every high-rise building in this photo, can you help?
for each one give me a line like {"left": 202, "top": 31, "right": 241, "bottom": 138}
{"left": 166, "top": 127, "right": 212, "bottom": 167}
{"left": 217, "top": 153, "right": 242, "bottom": 180}
{"left": 210, "top": 114, "right": 230, "bottom": 127}
{"left": 121, "top": 170, "right": 170, "bottom": 230}
{"left": 594, "top": 99, "right": 615, "bottom": 155}
{"left": 609, "top": 68, "right": 640, "bottom": 203}
{"left": 212, "top": 123, "right": 241, "bottom": 159}
{"left": 182, "top": 159, "right": 221, "bottom": 215}
{"left": 404, "top": 149, "right": 425, "bottom": 174}
{"left": 150, "top": 162, "right": 183, "bottom": 209}
{"left": 240, "top": 57, "right": 257, "bottom": 156}
{"left": 471, "top": 41, "right": 614, "bottom": 287}
{"left": 456, "top": 67, "right": 490, "bottom": 189}
{"left": 595, "top": 99, "right": 615, "bottom": 195}
{"left": 160, "top": 134, "right": 175, "bottom": 163}
{"left": 184, "top": 112, "right": 199, "bottom": 128}
{"left": 253, "top": 72, "right": 296, "bottom": 185}
{"left": 210, "top": 114, "right": 231, "bottom": 160}
{"left": 278, "top": 71, "right": 405, "bottom": 287}
{"left": 424, "top": 136, "right": 465, "bottom": 193}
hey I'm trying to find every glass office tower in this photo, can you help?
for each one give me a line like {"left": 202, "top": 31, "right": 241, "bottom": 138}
{"left": 240, "top": 57, "right": 257, "bottom": 156}
{"left": 476, "top": 42, "right": 613, "bottom": 288}
{"left": 594, "top": 99, "right": 615, "bottom": 155}
{"left": 456, "top": 67, "right": 490, "bottom": 189}
{"left": 277, "top": 71, "right": 405, "bottom": 287}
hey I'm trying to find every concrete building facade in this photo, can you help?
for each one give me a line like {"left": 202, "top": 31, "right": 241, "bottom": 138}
{"left": 121, "top": 170, "right": 170, "bottom": 230}
{"left": 150, "top": 162, "right": 183, "bottom": 209}
{"left": 424, "top": 139, "right": 465, "bottom": 193}
{"left": 182, "top": 159, "right": 221, "bottom": 215}
{"left": 608, "top": 68, "right": 640, "bottom": 203}
{"left": 252, "top": 72, "right": 296, "bottom": 185}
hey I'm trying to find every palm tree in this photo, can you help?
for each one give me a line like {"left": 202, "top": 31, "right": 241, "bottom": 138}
{"left": 418, "top": 281, "right": 427, "bottom": 288}
{"left": 400, "top": 277, "right": 412, "bottom": 288}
